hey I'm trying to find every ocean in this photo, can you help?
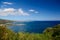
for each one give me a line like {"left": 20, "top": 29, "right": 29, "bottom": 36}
{"left": 8, "top": 21, "right": 60, "bottom": 33}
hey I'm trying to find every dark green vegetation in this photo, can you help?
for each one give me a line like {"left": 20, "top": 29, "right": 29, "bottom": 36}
{"left": 0, "top": 24, "right": 60, "bottom": 40}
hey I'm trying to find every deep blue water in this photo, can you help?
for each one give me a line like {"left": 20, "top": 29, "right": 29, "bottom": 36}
{"left": 8, "top": 21, "right": 60, "bottom": 33}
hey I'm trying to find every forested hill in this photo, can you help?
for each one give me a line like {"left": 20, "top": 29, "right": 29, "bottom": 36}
{"left": 0, "top": 19, "right": 13, "bottom": 24}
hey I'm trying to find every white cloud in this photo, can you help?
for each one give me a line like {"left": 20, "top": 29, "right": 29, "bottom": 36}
{"left": 29, "top": 9, "right": 39, "bottom": 13}
{"left": 1, "top": 2, "right": 13, "bottom": 8}
{"left": 3, "top": 8, "right": 16, "bottom": 12}
{"left": 18, "top": 9, "right": 29, "bottom": 16}
{"left": 2, "top": 2, "right": 13, "bottom": 5}
{"left": 29, "top": 9, "right": 35, "bottom": 12}
{"left": 0, "top": 8, "right": 29, "bottom": 16}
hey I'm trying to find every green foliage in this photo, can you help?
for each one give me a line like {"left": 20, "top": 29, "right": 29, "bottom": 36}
{"left": 0, "top": 26, "right": 16, "bottom": 40}
{"left": 0, "top": 24, "right": 60, "bottom": 40}
{"left": 44, "top": 24, "right": 60, "bottom": 40}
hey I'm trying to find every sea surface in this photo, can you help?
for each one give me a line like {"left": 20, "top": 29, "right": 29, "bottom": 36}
{"left": 8, "top": 21, "right": 60, "bottom": 33}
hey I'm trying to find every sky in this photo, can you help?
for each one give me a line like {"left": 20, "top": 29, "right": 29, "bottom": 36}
{"left": 0, "top": 0, "right": 60, "bottom": 21}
